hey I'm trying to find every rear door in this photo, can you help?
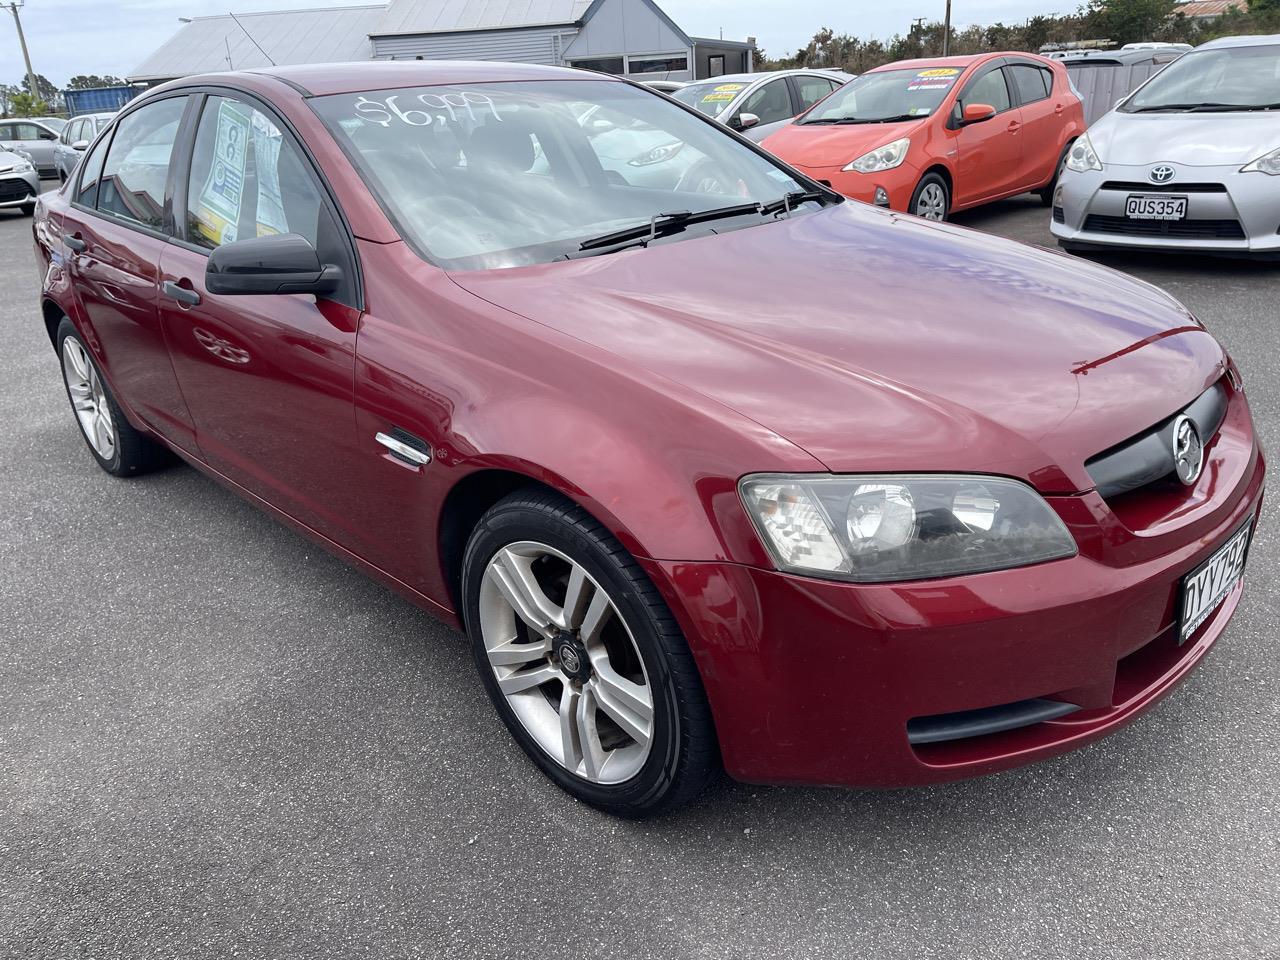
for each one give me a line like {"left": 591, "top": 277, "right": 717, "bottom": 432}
{"left": 4, "top": 121, "right": 59, "bottom": 173}
{"left": 158, "top": 91, "right": 365, "bottom": 544}
{"left": 1007, "top": 61, "right": 1063, "bottom": 190}
{"left": 951, "top": 62, "right": 1023, "bottom": 207}
{"left": 64, "top": 94, "right": 199, "bottom": 452}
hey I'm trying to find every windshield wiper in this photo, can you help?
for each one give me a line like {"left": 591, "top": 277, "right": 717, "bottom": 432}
{"left": 1191, "top": 101, "right": 1280, "bottom": 112}
{"left": 758, "top": 190, "right": 827, "bottom": 217}
{"left": 575, "top": 203, "right": 765, "bottom": 254}
{"left": 1129, "top": 102, "right": 1235, "bottom": 113}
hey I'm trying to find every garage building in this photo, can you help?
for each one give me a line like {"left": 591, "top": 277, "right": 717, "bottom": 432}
{"left": 130, "top": 0, "right": 755, "bottom": 85}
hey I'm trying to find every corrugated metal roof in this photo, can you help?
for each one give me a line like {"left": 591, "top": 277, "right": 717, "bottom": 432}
{"left": 370, "top": 0, "right": 594, "bottom": 37}
{"left": 129, "top": 4, "right": 386, "bottom": 82}
{"left": 1172, "top": 0, "right": 1245, "bottom": 16}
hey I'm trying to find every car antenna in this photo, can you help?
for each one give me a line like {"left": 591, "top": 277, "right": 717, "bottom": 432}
{"left": 228, "top": 11, "right": 277, "bottom": 66}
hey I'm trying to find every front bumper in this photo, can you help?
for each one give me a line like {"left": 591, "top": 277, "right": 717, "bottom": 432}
{"left": 646, "top": 397, "right": 1266, "bottom": 788}
{"left": 0, "top": 170, "right": 41, "bottom": 208}
{"left": 791, "top": 160, "right": 921, "bottom": 211}
{"left": 1050, "top": 162, "right": 1280, "bottom": 255}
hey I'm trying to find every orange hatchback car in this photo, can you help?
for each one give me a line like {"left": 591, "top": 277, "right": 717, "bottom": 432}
{"left": 763, "top": 53, "right": 1085, "bottom": 221}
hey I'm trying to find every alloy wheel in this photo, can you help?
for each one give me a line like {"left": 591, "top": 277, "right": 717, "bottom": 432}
{"left": 915, "top": 182, "right": 947, "bottom": 221}
{"left": 478, "top": 541, "right": 654, "bottom": 784}
{"left": 62, "top": 338, "right": 116, "bottom": 461}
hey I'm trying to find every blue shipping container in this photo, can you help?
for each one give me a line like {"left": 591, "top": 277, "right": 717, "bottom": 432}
{"left": 63, "top": 86, "right": 141, "bottom": 117}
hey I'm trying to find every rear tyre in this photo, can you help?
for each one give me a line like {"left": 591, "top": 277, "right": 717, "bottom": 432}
{"left": 1039, "top": 140, "right": 1073, "bottom": 206}
{"left": 56, "top": 318, "right": 170, "bottom": 477}
{"left": 462, "top": 487, "right": 718, "bottom": 818}
{"left": 909, "top": 172, "right": 950, "bottom": 222}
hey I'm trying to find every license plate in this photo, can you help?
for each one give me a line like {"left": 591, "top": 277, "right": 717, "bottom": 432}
{"left": 1179, "top": 522, "right": 1252, "bottom": 643}
{"left": 1126, "top": 195, "right": 1188, "bottom": 220}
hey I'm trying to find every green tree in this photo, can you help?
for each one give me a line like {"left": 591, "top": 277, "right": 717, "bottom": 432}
{"left": 67, "top": 74, "right": 127, "bottom": 90}
{"left": 20, "top": 73, "right": 58, "bottom": 105}
{"left": 1087, "top": 0, "right": 1178, "bottom": 45}
{"left": 9, "top": 91, "right": 45, "bottom": 117}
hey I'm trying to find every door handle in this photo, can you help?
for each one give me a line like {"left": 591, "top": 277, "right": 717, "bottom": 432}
{"left": 1007, "top": 121, "right": 1022, "bottom": 133}
{"left": 162, "top": 279, "right": 202, "bottom": 307}
{"left": 63, "top": 233, "right": 86, "bottom": 253}
{"left": 1054, "top": 103, "right": 1065, "bottom": 115}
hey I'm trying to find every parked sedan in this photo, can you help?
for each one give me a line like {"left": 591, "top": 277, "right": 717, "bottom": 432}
{"left": 53, "top": 112, "right": 116, "bottom": 182}
{"left": 670, "top": 69, "right": 853, "bottom": 141}
{"left": 1052, "top": 34, "right": 1280, "bottom": 256}
{"left": 0, "top": 118, "right": 61, "bottom": 177}
{"left": 35, "top": 62, "right": 1263, "bottom": 817}
{"left": 0, "top": 147, "right": 40, "bottom": 215}
{"left": 763, "top": 53, "right": 1085, "bottom": 220}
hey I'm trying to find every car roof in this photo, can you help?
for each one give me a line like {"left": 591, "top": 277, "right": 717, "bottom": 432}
{"left": 1197, "top": 33, "right": 1280, "bottom": 50}
{"left": 189, "top": 60, "right": 612, "bottom": 98}
{"left": 683, "top": 69, "right": 852, "bottom": 85}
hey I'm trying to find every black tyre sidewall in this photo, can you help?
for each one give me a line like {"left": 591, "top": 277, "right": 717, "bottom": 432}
{"left": 910, "top": 172, "right": 950, "bottom": 221}
{"left": 462, "top": 494, "right": 699, "bottom": 817}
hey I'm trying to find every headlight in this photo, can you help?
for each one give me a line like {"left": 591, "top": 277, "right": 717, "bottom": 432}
{"left": 1241, "top": 147, "right": 1280, "bottom": 175}
{"left": 739, "top": 474, "right": 1077, "bottom": 583}
{"left": 843, "top": 137, "right": 910, "bottom": 174}
{"left": 1065, "top": 134, "right": 1102, "bottom": 173}
{"left": 629, "top": 141, "right": 683, "bottom": 166}
{"left": 14, "top": 161, "right": 34, "bottom": 174}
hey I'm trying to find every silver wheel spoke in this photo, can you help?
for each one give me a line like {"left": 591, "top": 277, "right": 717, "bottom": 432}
{"left": 496, "top": 662, "right": 560, "bottom": 695}
{"left": 559, "top": 684, "right": 584, "bottom": 773}
{"left": 576, "top": 686, "right": 606, "bottom": 780}
{"left": 588, "top": 664, "right": 653, "bottom": 747}
{"left": 487, "top": 549, "right": 558, "bottom": 638}
{"left": 560, "top": 563, "right": 592, "bottom": 631}
{"left": 485, "top": 636, "right": 550, "bottom": 666}
{"left": 579, "top": 588, "right": 613, "bottom": 644}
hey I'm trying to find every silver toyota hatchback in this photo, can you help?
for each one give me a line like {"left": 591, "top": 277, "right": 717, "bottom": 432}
{"left": 1051, "top": 34, "right": 1280, "bottom": 256}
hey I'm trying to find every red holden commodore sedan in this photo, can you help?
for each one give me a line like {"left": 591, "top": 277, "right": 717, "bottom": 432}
{"left": 33, "top": 62, "right": 1264, "bottom": 817}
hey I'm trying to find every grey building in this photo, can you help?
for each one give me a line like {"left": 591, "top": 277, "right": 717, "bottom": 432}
{"left": 130, "top": 0, "right": 754, "bottom": 85}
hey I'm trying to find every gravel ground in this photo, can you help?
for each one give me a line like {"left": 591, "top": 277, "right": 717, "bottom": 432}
{"left": 1, "top": 189, "right": 1277, "bottom": 959}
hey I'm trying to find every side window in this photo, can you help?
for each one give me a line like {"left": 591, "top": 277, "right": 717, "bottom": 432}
{"left": 1009, "top": 64, "right": 1051, "bottom": 105}
{"left": 14, "top": 123, "right": 40, "bottom": 140}
{"left": 961, "top": 68, "right": 1012, "bottom": 114}
{"left": 68, "top": 119, "right": 86, "bottom": 144}
{"left": 97, "top": 97, "right": 187, "bottom": 230}
{"left": 0, "top": 123, "right": 12, "bottom": 140}
{"left": 185, "top": 96, "right": 330, "bottom": 254}
{"left": 738, "top": 79, "right": 795, "bottom": 125}
{"left": 75, "top": 131, "right": 112, "bottom": 208}
{"left": 795, "top": 75, "right": 838, "bottom": 110}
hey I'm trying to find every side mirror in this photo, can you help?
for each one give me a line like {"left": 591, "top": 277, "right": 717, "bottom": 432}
{"left": 72, "top": 139, "right": 89, "bottom": 151}
{"left": 40, "top": 130, "right": 57, "bottom": 140}
{"left": 733, "top": 111, "right": 761, "bottom": 130}
{"left": 206, "top": 233, "right": 342, "bottom": 297}
{"left": 961, "top": 103, "right": 997, "bottom": 125}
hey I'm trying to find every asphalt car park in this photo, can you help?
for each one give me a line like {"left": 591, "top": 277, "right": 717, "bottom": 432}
{"left": 2, "top": 174, "right": 1278, "bottom": 960}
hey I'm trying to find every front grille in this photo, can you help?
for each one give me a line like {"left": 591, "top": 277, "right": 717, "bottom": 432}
{"left": 1052, "top": 206, "right": 1065, "bottom": 224}
{"left": 1100, "top": 181, "right": 1227, "bottom": 194}
{"left": 1083, "top": 214, "right": 1245, "bottom": 240}
{"left": 1085, "top": 381, "right": 1228, "bottom": 500}
{"left": 0, "top": 179, "right": 32, "bottom": 203}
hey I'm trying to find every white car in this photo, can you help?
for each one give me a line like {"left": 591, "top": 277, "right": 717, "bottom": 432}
{"left": 1051, "top": 34, "right": 1280, "bottom": 257}
{"left": 670, "top": 70, "right": 854, "bottom": 141}
{"left": 0, "top": 146, "right": 41, "bottom": 215}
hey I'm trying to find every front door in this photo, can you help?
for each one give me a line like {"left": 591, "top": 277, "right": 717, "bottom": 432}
{"left": 63, "top": 95, "right": 199, "bottom": 452}
{"left": 157, "top": 93, "right": 365, "bottom": 546}
{"left": 952, "top": 64, "right": 1023, "bottom": 207}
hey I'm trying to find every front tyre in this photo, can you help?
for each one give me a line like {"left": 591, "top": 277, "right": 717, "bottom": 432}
{"left": 56, "top": 318, "right": 170, "bottom": 476}
{"left": 910, "top": 172, "right": 950, "bottom": 222}
{"left": 462, "top": 488, "right": 717, "bottom": 817}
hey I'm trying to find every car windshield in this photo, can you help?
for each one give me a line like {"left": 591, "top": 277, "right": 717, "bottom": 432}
{"left": 1121, "top": 43, "right": 1280, "bottom": 112}
{"left": 799, "top": 67, "right": 962, "bottom": 123}
{"left": 670, "top": 80, "right": 748, "bottom": 117}
{"left": 39, "top": 117, "right": 67, "bottom": 131}
{"left": 312, "top": 80, "right": 818, "bottom": 271}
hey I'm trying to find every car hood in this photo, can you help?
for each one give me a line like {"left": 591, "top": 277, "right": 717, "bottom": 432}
{"left": 451, "top": 203, "right": 1225, "bottom": 493}
{"left": 762, "top": 118, "right": 925, "bottom": 168}
{"left": 1091, "top": 110, "right": 1279, "bottom": 166}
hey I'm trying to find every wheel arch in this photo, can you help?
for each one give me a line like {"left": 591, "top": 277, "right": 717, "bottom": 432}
{"left": 921, "top": 163, "right": 953, "bottom": 195}
{"left": 41, "top": 298, "right": 66, "bottom": 348}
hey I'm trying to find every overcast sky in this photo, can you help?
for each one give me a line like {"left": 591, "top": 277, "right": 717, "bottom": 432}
{"left": 5, "top": 0, "right": 1068, "bottom": 88}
